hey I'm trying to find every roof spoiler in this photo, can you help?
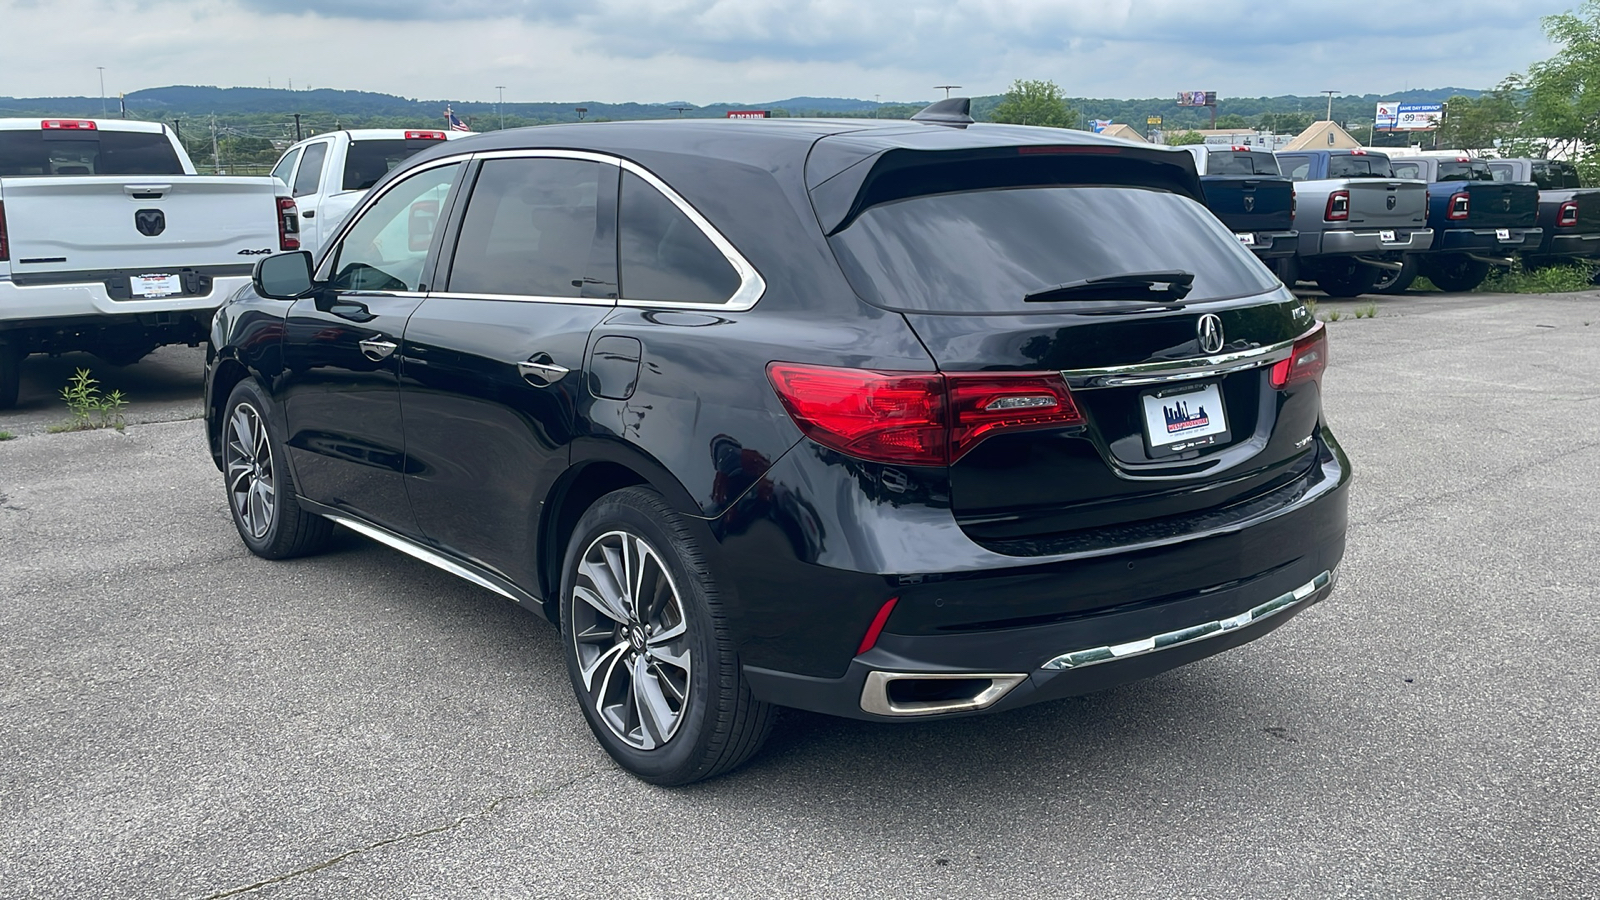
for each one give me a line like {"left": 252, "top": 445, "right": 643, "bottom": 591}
{"left": 911, "top": 98, "right": 974, "bottom": 128}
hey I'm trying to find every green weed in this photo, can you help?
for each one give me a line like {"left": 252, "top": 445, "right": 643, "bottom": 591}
{"left": 1479, "top": 261, "right": 1598, "bottom": 294}
{"left": 0, "top": 431, "right": 15, "bottom": 441}
{"left": 1356, "top": 303, "right": 1378, "bottom": 319}
{"left": 47, "top": 369, "right": 127, "bottom": 433}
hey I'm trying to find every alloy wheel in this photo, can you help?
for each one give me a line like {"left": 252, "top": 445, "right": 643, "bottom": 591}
{"left": 570, "top": 530, "right": 692, "bottom": 750}
{"left": 225, "top": 403, "right": 277, "bottom": 540}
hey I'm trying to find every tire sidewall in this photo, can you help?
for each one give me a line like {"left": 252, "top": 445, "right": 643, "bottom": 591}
{"left": 559, "top": 489, "right": 722, "bottom": 784}
{"left": 222, "top": 379, "right": 292, "bottom": 555}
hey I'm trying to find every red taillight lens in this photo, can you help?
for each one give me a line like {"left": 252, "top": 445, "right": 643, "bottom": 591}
{"left": 277, "top": 197, "right": 300, "bottom": 251}
{"left": 1325, "top": 190, "right": 1349, "bottom": 222}
{"left": 766, "top": 363, "right": 1086, "bottom": 466}
{"left": 41, "top": 119, "right": 96, "bottom": 130}
{"left": 404, "top": 130, "right": 447, "bottom": 140}
{"left": 1270, "top": 324, "right": 1328, "bottom": 389}
{"left": 1447, "top": 191, "right": 1470, "bottom": 220}
{"left": 0, "top": 201, "right": 9, "bottom": 262}
{"left": 1559, "top": 200, "right": 1579, "bottom": 227}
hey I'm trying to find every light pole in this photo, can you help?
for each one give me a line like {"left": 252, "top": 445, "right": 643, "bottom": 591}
{"left": 575, "top": 107, "right": 588, "bottom": 121}
{"left": 495, "top": 85, "right": 506, "bottom": 130}
{"left": 874, "top": 93, "right": 880, "bottom": 118}
{"left": 934, "top": 84, "right": 961, "bottom": 99}
{"left": 97, "top": 67, "right": 107, "bottom": 117}
{"left": 670, "top": 105, "right": 691, "bottom": 118}
{"left": 1322, "top": 90, "right": 1338, "bottom": 122}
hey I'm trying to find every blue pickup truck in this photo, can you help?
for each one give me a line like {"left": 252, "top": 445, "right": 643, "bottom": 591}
{"left": 1384, "top": 154, "right": 1542, "bottom": 292}
{"left": 1181, "top": 145, "right": 1298, "bottom": 266}
{"left": 1274, "top": 149, "right": 1431, "bottom": 296}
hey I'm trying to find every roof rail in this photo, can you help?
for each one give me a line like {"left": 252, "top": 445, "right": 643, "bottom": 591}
{"left": 911, "top": 97, "right": 974, "bottom": 128}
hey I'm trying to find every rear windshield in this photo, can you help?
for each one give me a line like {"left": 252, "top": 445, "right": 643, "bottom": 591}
{"left": 342, "top": 139, "right": 439, "bottom": 191}
{"left": 1208, "top": 152, "right": 1281, "bottom": 176}
{"left": 1438, "top": 161, "right": 1494, "bottom": 182}
{"left": 0, "top": 129, "right": 183, "bottom": 176}
{"left": 828, "top": 186, "right": 1282, "bottom": 313}
{"left": 1327, "top": 155, "right": 1394, "bottom": 179}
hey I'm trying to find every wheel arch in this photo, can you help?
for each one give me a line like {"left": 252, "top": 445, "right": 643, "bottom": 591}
{"left": 206, "top": 357, "right": 252, "bottom": 472}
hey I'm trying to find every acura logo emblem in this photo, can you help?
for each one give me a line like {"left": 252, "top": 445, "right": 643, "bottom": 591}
{"left": 1197, "top": 314, "right": 1225, "bottom": 354}
{"left": 134, "top": 209, "right": 166, "bottom": 237}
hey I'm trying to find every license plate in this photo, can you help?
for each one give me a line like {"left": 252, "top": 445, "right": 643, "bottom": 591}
{"left": 1141, "top": 383, "right": 1230, "bottom": 456}
{"left": 1496, "top": 228, "right": 1513, "bottom": 241}
{"left": 131, "top": 273, "right": 182, "bottom": 298}
{"left": 1380, "top": 230, "right": 1397, "bottom": 243}
{"left": 1235, "top": 232, "right": 1256, "bottom": 247}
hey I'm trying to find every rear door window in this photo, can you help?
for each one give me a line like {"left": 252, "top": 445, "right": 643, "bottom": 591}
{"left": 293, "top": 141, "right": 329, "bottom": 197}
{"left": 329, "top": 162, "right": 462, "bottom": 293}
{"left": 1488, "top": 163, "right": 1515, "bottom": 183}
{"left": 828, "top": 185, "right": 1281, "bottom": 314}
{"left": 446, "top": 157, "right": 613, "bottom": 298}
{"left": 1279, "top": 156, "right": 1311, "bottom": 180}
{"left": 271, "top": 147, "right": 301, "bottom": 187}
{"left": 343, "top": 139, "right": 430, "bottom": 191}
{"left": 618, "top": 171, "right": 741, "bottom": 304}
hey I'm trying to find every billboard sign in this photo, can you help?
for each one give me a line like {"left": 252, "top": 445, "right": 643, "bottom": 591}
{"left": 1376, "top": 102, "right": 1443, "bottom": 131}
{"left": 725, "top": 110, "right": 770, "bottom": 119}
{"left": 1177, "top": 91, "right": 1217, "bottom": 107}
{"left": 1091, "top": 119, "right": 1111, "bottom": 133}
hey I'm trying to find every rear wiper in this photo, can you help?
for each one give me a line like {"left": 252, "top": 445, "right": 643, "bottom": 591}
{"left": 1024, "top": 271, "right": 1195, "bottom": 303}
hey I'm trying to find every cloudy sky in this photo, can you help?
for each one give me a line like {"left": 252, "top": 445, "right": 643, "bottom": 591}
{"left": 0, "top": 0, "right": 1577, "bottom": 104}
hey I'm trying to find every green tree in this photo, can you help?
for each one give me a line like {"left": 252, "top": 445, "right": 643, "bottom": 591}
{"left": 989, "top": 79, "right": 1078, "bottom": 128}
{"left": 1214, "top": 113, "right": 1250, "bottom": 129}
{"left": 1521, "top": 1, "right": 1600, "bottom": 158}
{"left": 1166, "top": 130, "right": 1206, "bottom": 145}
{"left": 1435, "top": 89, "right": 1523, "bottom": 151}
{"left": 1258, "top": 112, "right": 1313, "bottom": 135}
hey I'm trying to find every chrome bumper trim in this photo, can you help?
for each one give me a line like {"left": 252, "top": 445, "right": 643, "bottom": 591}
{"left": 1040, "top": 569, "right": 1334, "bottom": 671}
{"left": 1061, "top": 337, "right": 1295, "bottom": 390}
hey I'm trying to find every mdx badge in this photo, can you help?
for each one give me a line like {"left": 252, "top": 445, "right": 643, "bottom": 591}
{"left": 134, "top": 209, "right": 166, "bottom": 237}
{"left": 1197, "top": 313, "right": 1225, "bottom": 354}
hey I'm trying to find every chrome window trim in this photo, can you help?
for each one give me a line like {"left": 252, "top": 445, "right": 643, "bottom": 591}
{"left": 1061, "top": 336, "right": 1298, "bottom": 390}
{"left": 426, "top": 291, "right": 618, "bottom": 307}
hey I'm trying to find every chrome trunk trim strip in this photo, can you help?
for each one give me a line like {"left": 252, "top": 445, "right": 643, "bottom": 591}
{"left": 1060, "top": 337, "right": 1297, "bottom": 389}
{"left": 1040, "top": 569, "right": 1334, "bottom": 671}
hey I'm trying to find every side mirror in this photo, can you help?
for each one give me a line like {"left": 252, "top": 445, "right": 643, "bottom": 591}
{"left": 253, "top": 251, "right": 316, "bottom": 300}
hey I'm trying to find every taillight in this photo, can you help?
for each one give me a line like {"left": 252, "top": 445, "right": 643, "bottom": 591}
{"left": 41, "top": 119, "right": 96, "bottom": 130}
{"left": 277, "top": 197, "right": 300, "bottom": 251}
{"left": 765, "top": 363, "right": 1085, "bottom": 466}
{"left": 1447, "top": 191, "right": 1470, "bottom": 220}
{"left": 0, "top": 201, "right": 8, "bottom": 262}
{"left": 1291, "top": 189, "right": 1297, "bottom": 217}
{"left": 1559, "top": 200, "right": 1579, "bottom": 227}
{"left": 1325, "top": 190, "right": 1349, "bottom": 222}
{"left": 1270, "top": 324, "right": 1328, "bottom": 389}
{"left": 404, "top": 130, "right": 447, "bottom": 140}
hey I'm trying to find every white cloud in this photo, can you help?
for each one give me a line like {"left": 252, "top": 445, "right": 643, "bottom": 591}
{"left": 0, "top": 0, "right": 1571, "bottom": 105}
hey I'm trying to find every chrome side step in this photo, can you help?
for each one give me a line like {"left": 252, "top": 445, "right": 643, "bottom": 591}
{"left": 1040, "top": 569, "right": 1334, "bottom": 671}
{"left": 323, "top": 513, "right": 534, "bottom": 606}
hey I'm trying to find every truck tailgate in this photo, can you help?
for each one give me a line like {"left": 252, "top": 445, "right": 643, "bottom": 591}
{"left": 1347, "top": 180, "right": 1427, "bottom": 229}
{"left": 0, "top": 175, "right": 285, "bottom": 275}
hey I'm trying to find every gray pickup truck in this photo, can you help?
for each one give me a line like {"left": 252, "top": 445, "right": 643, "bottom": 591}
{"left": 1275, "top": 149, "right": 1432, "bottom": 296}
{"left": 1484, "top": 158, "right": 1600, "bottom": 266}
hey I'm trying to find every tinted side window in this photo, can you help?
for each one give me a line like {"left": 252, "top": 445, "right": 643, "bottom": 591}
{"left": 0, "top": 130, "right": 183, "bottom": 176}
{"left": 1392, "top": 162, "right": 1423, "bottom": 180}
{"left": 447, "top": 157, "right": 607, "bottom": 298}
{"left": 294, "top": 141, "right": 329, "bottom": 197}
{"left": 271, "top": 147, "right": 301, "bottom": 187}
{"left": 343, "top": 139, "right": 417, "bottom": 191}
{"left": 330, "top": 163, "right": 461, "bottom": 293}
{"left": 1279, "top": 157, "right": 1311, "bottom": 181}
{"left": 1328, "top": 156, "right": 1394, "bottom": 178}
{"left": 619, "top": 171, "right": 741, "bottom": 304}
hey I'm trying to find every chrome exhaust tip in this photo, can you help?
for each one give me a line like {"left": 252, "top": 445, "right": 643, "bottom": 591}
{"left": 859, "top": 671, "right": 1028, "bottom": 718}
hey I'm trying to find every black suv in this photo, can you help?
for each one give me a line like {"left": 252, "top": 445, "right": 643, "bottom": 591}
{"left": 205, "top": 105, "right": 1351, "bottom": 785}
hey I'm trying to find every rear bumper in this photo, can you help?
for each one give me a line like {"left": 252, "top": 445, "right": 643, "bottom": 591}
{"left": 735, "top": 426, "right": 1352, "bottom": 721}
{"left": 1303, "top": 228, "right": 1432, "bottom": 257}
{"left": 0, "top": 274, "right": 247, "bottom": 324}
{"left": 1245, "top": 231, "right": 1299, "bottom": 259}
{"left": 1538, "top": 232, "right": 1600, "bottom": 259}
{"left": 1430, "top": 227, "right": 1542, "bottom": 254}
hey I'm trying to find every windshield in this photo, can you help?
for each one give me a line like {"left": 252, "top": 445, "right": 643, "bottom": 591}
{"left": 1207, "top": 152, "right": 1281, "bottom": 176}
{"left": 0, "top": 129, "right": 184, "bottom": 176}
{"left": 1438, "top": 161, "right": 1494, "bottom": 182}
{"left": 828, "top": 185, "right": 1281, "bottom": 314}
{"left": 342, "top": 139, "right": 436, "bottom": 191}
{"left": 1327, "top": 155, "right": 1394, "bottom": 179}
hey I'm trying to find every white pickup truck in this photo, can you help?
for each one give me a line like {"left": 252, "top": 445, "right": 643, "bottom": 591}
{"left": 269, "top": 128, "right": 469, "bottom": 251}
{"left": 0, "top": 118, "right": 297, "bottom": 407}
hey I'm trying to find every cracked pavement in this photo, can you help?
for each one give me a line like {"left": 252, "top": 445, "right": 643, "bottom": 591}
{"left": 2, "top": 291, "right": 1598, "bottom": 898}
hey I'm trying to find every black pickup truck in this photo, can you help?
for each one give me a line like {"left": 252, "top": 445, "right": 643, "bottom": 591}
{"left": 1385, "top": 155, "right": 1541, "bottom": 292}
{"left": 1486, "top": 158, "right": 1600, "bottom": 266}
{"left": 1182, "top": 145, "right": 1297, "bottom": 269}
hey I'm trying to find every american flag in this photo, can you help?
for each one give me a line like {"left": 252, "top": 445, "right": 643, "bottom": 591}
{"left": 445, "top": 106, "right": 470, "bottom": 132}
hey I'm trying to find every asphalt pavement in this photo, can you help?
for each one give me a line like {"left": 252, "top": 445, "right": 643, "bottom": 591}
{"left": 2, "top": 291, "right": 1597, "bottom": 898}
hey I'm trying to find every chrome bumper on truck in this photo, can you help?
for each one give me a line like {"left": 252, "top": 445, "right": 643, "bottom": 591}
{"left": 1432, "top": 227, "right": 1543, "bottom": 255}
{"left": 0, "top": 266, "right": 251, "bottom": 322}
{"left": 1303, "top": 228, "right": 1434, "bottom": 257}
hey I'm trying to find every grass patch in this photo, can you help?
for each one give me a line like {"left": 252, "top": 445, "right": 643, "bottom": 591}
{"left": 1479, "top": 261, "right": 1598, "bottom": 294}
{"left": 0, "top": 431, "right": 15, "bottom": 441}
{"left": 1355, "top": 303, "right": 1378, "bottom": 319}
{"left": 45, "top": 368, "right": 127, "bottom": 433}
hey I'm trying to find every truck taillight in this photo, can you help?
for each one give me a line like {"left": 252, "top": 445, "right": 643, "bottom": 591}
{"left": 404, "top": 130, "right": 447, "bottom": 140}
{"left": 1270, "top": 323, "right": 1328, "bottom": 389}
{"left": 277, "top": 197, "right": 300, "bottom": 251}
{"left": 41, "top": 119, "right": 96, "bottom": 130}
{"left": 0, "top": 201, "right": 8, "bottom": 262}
{"left": 1447, "top": 191, "right": 1470, "bottom": 220}
{"left": 765, "top": 363, "right": 1085, "bottom": 466}
{"left": 1559, "top": 200, "right": 1579, "bottom": 227}
{"left": 1325, "top": 190, "right": 1350, "bottom": 222}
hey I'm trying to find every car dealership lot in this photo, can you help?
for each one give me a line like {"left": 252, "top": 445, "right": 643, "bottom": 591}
{"left": 1, "top": 290, "right": 1597, "bottom": 898}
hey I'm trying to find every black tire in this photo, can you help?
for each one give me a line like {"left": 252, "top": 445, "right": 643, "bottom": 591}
{"left": 560, "top": 486, "right": 774, "bottom": 785}
{"left": 221, "top": 380, "right": 333, "bottom": 559}
{"left": 1272, "top": 256, "right": 1301, "bottom": 287}
{"left": 1373, "top": 255, "right": 1419, "bottom": 295}
{"left": 0, "top": 341, "right": 19, "bottom": 411}
{"left": 1422, "top": 254, "right": 1491, "bottom": 293}
{"left": 1313, "top": 258, "right": 1380, "bottom": 298}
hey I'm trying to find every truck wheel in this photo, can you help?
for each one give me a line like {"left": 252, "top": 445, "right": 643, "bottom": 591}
{"left": 1272, "top": 256, "right": 1301, "bottom": 287}
{"left": 1423, "top": 255, "right": 1490, "bottom": 293}
{"left": 1373, "top": 256, "right": 1419, "bottom": 295}
{"left": 0, "top": 341, "right": 21, "bottom": 410}
{"left": 1314, "top": 259, "right": 1379, "bottom": 298}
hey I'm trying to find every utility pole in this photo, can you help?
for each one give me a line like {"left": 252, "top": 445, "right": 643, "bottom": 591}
{"left": 210, "top": 115, "right": 221, "bottom": 175}
{"left": 934, "top": 84, "right": 961, "bottom": 98}
{"left": 496, "top": 85, "right": 506, "bottom": 130}
{"left": 293, "top": 113, "right": 302, "bottom": 141}
{"left": 670, "top": 105, "right": 691, "bottom": 117}
{"left": 97, "top": 67, "right": 107, "bottom": 117}
{"left": 172, "top": 119, "right": 182, "bottom": 145}
{"left": 874, "top": 93, "right": 880, "bottom": 118}
{"left": 1322, "top": 90, "right": 1338, "bottom": 122}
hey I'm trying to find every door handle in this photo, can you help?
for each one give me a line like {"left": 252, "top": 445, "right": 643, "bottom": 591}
{"left": 359, "top": 339, "right": 398, "bottom": 361}
{"left": 517, "top": 357, "right": 569, "bottom": 386}
{"left": 302, "top": 209, "right": 315, "bottom": 219}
